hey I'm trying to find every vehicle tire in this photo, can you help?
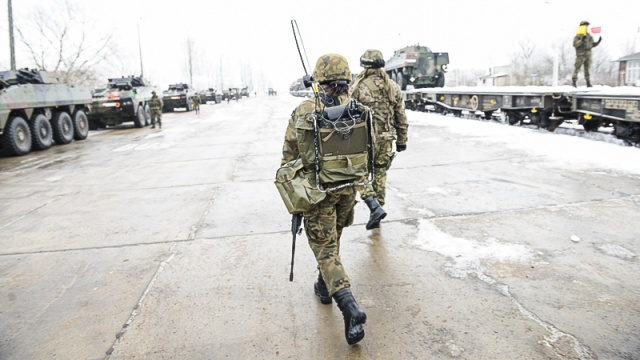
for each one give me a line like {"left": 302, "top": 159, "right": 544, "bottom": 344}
{"left": 2, "top": 116, "right": 32, "bottom": 156}
{"left": 72, "top": 109, "right": 89, "bottom": 140}
{"left": 144, "top": 104, "right": 151, "bottom": 125}
{"left": 52, "top": 111, "right": 74, "bottom": 145}
{"left": 30, "top": 114, "right": 54, "bottom": 150}
{"left": 397, "top": 72, "right": 406, "bottom": 91}
{"left": 185, "top": 101, "right": 191, "bottom": 112}
{"left": 134, "top": 105, "right": 145, "bottom": 128}
{"left": 436, "top": 72, "right": 445, "bottom": 87}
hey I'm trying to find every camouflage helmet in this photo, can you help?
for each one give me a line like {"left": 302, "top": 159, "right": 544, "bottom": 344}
{"left": 313, "top": 53, "right": 351, "bottom": 84}
{"left": 579, "top": 20, "right": 590, "bottom": 26}
{"left": 360, "top": 49, "right": 385, "bottom": 69}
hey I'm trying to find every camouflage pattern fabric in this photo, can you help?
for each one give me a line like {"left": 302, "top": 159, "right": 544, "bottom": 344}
{"left": 280, "top": 90, "right": 362, "bottom": 296}
{"left": 193, "top": 96, "right": 200, "bottom": 114}
{"left": 149, "top": 94, "right": 163, "bottom": 126}
{"left": 150, "top": 109, "right": 162, "bottom": 126}
{"left": 304, "top": 187, "right": 356, "bottom": 295}
{"left": 351, "top": 68, "right": 408, "bottom": 204}
{"left": 313, "top": 54, "right": 352, "bottom": 83}
{"left": 572, "top": 30, "right": 601, "bottom": 82}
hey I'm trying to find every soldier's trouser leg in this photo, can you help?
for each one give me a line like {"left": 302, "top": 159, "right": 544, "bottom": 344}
{"left": 573, "top": 56, "right": 586, "bottom": 81}
{"left": 359, "top": 140, "right": 393, "bottom": 205}
{"left": 583, "top": 56, "right": 592, "bottom": 82}
{"left": 305, "top": 189, "right": 356, "bottom": 296}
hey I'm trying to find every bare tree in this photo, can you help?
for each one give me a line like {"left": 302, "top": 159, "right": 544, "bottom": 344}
{"left": 591, "top": 45, "right": 616, "bottom": 86}
{"left": 510, "top": 39, "right": 537, "bottom": 85}
{"left": 15, "top": 0, "right": 116, "bottom": 84}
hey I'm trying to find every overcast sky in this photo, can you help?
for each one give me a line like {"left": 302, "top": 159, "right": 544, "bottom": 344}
{"left": 2, "top": 0, "right": 639, "bottom": 92}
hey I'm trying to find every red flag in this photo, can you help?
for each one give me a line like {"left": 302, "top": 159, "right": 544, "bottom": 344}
{"left": 591, "top": 26, "right": 601, "bottom": 34}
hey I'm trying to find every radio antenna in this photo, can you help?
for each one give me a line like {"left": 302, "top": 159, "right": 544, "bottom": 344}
{"left": 291, "top": 20, "right": 311, "bottom": 76}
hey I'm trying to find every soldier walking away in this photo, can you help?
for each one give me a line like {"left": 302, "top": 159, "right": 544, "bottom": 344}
{"left": 149, "top": 91, "right": 163, "bottom": 129}
{"left": 572, "top": 20, "right": 602, "bottom": 88}
{"left": 351, "top": 49, "right": 409, "bottom": 230}
{"left": 193, "top": 94, "right": 201, "bottom": 114}
{"left": 280, "top": 53, "right": 368, "bottom": 345}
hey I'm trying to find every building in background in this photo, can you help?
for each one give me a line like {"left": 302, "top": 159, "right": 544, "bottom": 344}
{"left": 614, "top": 52, "right": 640, "bottom": 86}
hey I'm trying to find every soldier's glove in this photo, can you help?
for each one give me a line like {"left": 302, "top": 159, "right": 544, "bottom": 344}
{"left": 396, "top": 144, "right": 407, "bottom": 152}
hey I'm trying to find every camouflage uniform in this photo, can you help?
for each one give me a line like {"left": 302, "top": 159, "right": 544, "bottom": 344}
{"left": 351, "top": 50, "right": 408, "bottom": 206}
{"left": 281, "top": 95, "right": 356, "bottom": 295}
{"left": 280, "top": 53, "right": 367, "bottom": 346}
{"left": 193, "top": 95, "right": 201, "bottom": 114}
{"left": 149, "top": 92, "right": 163, "bottom": 128}
{"left": 572, "top": 21, "right": 602, "bottom": 86}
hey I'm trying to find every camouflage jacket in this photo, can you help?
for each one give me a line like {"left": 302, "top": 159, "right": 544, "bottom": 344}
{"left": 281, "top": 94, "right": 353, "bottom": 167}
{"left": 149, "top": 95, "right": 163, "bottom": 110}
{"left": 573, "top": 33, "right": 601, "bottom": 55}
{"left": 351, "top": 69, "right": 408, "bottom": 145}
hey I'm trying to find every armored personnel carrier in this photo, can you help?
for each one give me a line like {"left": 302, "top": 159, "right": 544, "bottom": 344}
{"left": 0, "top": 69, "right": 92, "bottom": 156}
{"left": 199, "top": 88, "right": 222, "bottom": 104}
{"left": 88, "top": 76, "right": 154, "bottom": 129}
{"left": 385, "top": 44, "right": 449, "bottom": 90}
{"left": 162, "top": 83, "right": 195, "bottom": 112}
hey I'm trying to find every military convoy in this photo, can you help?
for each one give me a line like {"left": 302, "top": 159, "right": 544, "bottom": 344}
{"left": 88, "top": 76, "right": 155, "bottom": 129}
{"left": 162, "top": 83, "right": 195, "bottom": 112}
{"left": 385, "top": 44, "right": 449, "bottom": 90}
{"left": 0, "top": 69, "right": 92, "bottom": 156}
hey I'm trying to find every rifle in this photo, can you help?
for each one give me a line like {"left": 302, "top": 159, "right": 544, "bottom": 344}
{"left": 289, "top": 213, "right": 303, "bottom": 281}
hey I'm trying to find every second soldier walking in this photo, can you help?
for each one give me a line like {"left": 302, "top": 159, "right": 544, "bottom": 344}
{"left": 351, "top": 49, "right": 408, "bottom": 229}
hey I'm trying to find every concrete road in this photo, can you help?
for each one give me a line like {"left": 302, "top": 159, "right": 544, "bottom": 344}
{"left": 0, "top": 95, "right": 638, "bottom": 360}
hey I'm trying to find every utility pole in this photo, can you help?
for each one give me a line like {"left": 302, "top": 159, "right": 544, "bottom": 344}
{"left": 8, "top": 0, "right": 16, "bottom": 70}
{"left": 137, "top": 21, "right": 144, "bottom": 77}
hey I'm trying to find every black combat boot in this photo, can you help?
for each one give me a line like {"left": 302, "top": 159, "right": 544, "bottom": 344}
{"left": 572, "top": 79, "right": 577, "bottom": 88}
{"left": 314, "top": 273, "right": 332, "bottom": 304}
{"left": 364, "top": 196, "right": 387, "bottom": 230}
{"left": 333, "top": 288, "right": 367, "bottom": 345}
{"left": 587, "top": 80, "right": 592, "bottom": 88}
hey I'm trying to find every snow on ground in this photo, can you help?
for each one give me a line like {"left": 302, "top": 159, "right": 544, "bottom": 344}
{"left": 409, "top": 110, "right": 640, "bottom": 176}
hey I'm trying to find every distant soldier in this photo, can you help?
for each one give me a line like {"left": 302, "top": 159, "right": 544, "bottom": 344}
{"left": 149, "top": 91, "right": 163, "bottom": 129}
{"left": 351, "top": 49, "right": 408, "bottom": 229}
{"left": 572, "top": 20, "right": 602, "bottom": 88}
{"left": 193, "top": 94, "right": 201, "bottom": 114}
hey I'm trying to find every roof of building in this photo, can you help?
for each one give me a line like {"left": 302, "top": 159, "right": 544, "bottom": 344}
{"left": 615, "top": 52, "right": 640, "bottom": 62}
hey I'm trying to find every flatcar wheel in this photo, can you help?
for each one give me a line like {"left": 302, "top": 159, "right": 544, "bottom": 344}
{"left": 506, "top": 113, "right": 519, "bottom": 125}
{"left": 583, "top": 119, "right": 601, "bottom": 132}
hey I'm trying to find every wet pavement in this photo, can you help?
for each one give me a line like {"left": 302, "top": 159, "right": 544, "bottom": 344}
{"left": 0, "top": 95, "right": 639, "bottom": 359}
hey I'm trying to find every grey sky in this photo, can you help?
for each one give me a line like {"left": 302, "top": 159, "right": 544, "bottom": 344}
{"left": 2, "top": 0, "right": 639, "bottom": 91}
